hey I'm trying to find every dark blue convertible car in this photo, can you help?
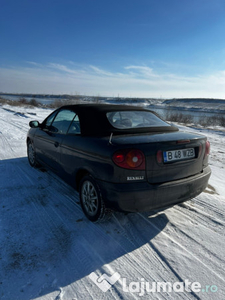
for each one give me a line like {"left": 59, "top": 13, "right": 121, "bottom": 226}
{"left": 27, "top": 104, "right": 211, "bottom": 221}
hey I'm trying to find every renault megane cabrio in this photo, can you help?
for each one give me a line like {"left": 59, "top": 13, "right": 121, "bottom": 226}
{"left": 27, "top": 104, "right": 211, "bottom": 221}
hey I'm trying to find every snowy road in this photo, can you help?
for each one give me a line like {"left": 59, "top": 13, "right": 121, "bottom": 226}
{"left": 0, "top": 105, "right": 224, "bottom": 300}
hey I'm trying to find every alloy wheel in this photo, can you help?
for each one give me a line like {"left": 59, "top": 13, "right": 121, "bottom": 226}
{"left": 28, "top": 142, "right": 35, "bottom": 166}
{"left": 81, "top": 180, "right": 99, "bottom": 216}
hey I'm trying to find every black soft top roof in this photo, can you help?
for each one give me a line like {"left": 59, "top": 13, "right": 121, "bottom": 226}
{"left": 59, "top": 104, "right": 178, "bottom": 136}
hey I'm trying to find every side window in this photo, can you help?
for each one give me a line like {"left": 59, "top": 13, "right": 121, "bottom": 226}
{"left": 44, "top": 111, "right": 58, "bottom": 128}
{"left": 67, "top": 114, "right": 81, "bottom": 134}
{"left": 51, "top": 110, "right": 76, "bottom": 134}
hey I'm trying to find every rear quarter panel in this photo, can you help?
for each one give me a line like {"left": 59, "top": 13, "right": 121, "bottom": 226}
{"left": 59, "top": 135, "right": 146, "bottom": 186}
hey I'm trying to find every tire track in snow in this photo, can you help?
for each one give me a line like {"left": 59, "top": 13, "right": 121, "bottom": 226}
{"left": 0, "top": 116, "right": 28, "bottom": 133}
{"left": 108, "top": 214, "right": 197, "bottom": 300}
{"left": 189, "top": 197, "right": 225, "bottom": 220}
{"left": 138, "top": 213, "right": 225, "bottom": 284}
{"left": 167, "top": 221, "right": 225, "bottom": 280}
{"left": 174, "top": 202, "right": 225, "bottom": 233}
{"left": 163, "top": 203, "right": 225, "bottom": 277}
{"left": 0, "top": 131, "right": 16, "bottom": 156}
{"left": 112, "top": 213, "right": 173, "bottom": 279}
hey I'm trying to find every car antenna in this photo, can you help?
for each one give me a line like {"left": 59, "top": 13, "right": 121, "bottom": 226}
{"left": 109, "top": 132, "right": 113, "bottom": 145}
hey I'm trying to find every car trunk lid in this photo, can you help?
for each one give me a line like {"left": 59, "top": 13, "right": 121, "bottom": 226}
{"left": 112, "top": 131, "right": 206, "bottom": 184}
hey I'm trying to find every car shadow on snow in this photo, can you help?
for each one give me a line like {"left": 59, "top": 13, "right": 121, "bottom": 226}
{"left": 0, "top": 157, "right": 169, "bottom": 300}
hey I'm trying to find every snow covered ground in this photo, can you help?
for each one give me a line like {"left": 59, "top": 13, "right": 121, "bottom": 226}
{"left": 0, "top": 104, "right": 224, "bottom": 300}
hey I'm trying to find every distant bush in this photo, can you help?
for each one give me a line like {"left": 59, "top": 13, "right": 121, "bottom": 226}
{"left": 0, "top": 97, "right": 27, "bottom": 106}
{"left": 0, "top": 96, "right": 39, "bottom": 107}
{"left": 18, "top": 97, "right": 28, "bottom": 104}
{"left": 198, "top": 114, "right": 225, "bottom": 127}
{"left": 165, "top": 111, "right": 194, "bottom": 124}
{"left": 45, "top": 98, "right": 85, "bottom": 108}
{"left": 0, "top": 97, "right": 7, "bottom": 105}
{"left": 29, "top": 98, "right": 39, "bottom": 107}
{"left": 165, "top": 110, "right": 225, "bottom": 127}
{"left": 46, "top": 99, "right": 64, "bottom": 108}
{"left": 0, "top": 96, "right": 85, "bottom": 109}
{"left": 219, "top": 115, "right": 225, "bottom": 127}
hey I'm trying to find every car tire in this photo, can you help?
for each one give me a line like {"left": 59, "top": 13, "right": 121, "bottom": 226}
{"left": 27, "top": 141, "right": 39, "bottom": 168}
{"left": 79, "top": 175, "right": 107, "bottom": 222}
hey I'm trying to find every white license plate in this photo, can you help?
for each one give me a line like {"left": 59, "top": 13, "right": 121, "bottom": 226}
{"left": 163, "top": 148, "right": 195, "bottom": 163}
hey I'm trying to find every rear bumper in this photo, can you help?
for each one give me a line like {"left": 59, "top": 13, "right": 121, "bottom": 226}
{"left": 96, "top": 166, "right": 211, "bottom": 212}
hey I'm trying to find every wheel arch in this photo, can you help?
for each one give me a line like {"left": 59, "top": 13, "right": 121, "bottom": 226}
{"left": 75, "top": 169, "right": 90, "bottom": 191}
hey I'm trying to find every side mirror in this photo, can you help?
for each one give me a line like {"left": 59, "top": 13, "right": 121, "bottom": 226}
{"left": 29, "top": 120, "right": 40, "bottom": 128}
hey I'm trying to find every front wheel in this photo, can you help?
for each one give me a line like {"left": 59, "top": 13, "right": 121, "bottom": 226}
{"left": 79, "top": 175, "right": 107, "bottom": 222}
{"left": 27, "top": 141, "right": 39, "bottom": 168}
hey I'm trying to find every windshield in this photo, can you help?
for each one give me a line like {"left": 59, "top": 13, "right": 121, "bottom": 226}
{"left": 106, "top": 111, "right": 170, "bottom": 129}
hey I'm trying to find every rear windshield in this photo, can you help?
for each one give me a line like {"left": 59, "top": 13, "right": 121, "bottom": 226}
{"left": 106, "top": 111, "right": 170, "bottom": 129}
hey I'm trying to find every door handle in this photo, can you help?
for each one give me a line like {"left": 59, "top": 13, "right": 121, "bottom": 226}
{"left": 54, "top": 141, "right": 59, "bottom": 148}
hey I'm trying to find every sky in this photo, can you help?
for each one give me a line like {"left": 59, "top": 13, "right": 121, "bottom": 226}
{"left": 1, "top": 0, "right": 225, "bottom": 98}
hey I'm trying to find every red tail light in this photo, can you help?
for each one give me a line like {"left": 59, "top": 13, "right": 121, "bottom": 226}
{"left": 112, "top": 149, "right": 145, "bottom": 170}
{"left": 204, "top": 140, "right": 210, "bottom": 158}
{"left": 156, "top": 150, "right": 163, "bottom": 163}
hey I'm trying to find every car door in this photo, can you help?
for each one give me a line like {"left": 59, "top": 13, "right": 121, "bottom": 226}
{"left": 60, "top": 114, "right": 83, "bottom": 178}
{"left": 34, "top": 110, "right": 58, "bottom": 166}
{"left": 34, "top": 109, "right": 76, "bottom": 171}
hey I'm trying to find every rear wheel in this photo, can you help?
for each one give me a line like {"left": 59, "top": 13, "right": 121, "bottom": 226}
{"left": 79, "top": 175, "right": 107, "bottom": 222}
{"left": 27, "top": 141, "right": 39, "bottom": 168}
